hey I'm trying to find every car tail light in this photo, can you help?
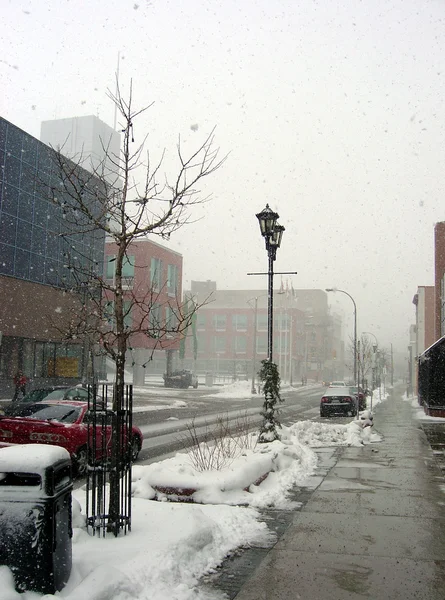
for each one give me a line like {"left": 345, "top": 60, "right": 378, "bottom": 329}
{"left": 321, "top": 397, "right": 329, "bottom": 403}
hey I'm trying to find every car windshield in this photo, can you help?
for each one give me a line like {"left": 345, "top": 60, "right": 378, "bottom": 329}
{"left": 44, "top": 388, "right": 88, "bottom": 400}
{"left": 11, "top": 403, "right": 81, "bottom": 423}
{"left": 21, "top": 389, "right": 54, "bottom": 403}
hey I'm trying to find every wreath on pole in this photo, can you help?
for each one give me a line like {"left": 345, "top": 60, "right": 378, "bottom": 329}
{"left": 258, "top": 359, "right": 283, "bottom": 443}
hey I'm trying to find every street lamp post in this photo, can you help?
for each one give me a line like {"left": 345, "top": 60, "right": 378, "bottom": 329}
{"left": 256, "top": 205, "right": 285, "bottom": 363}
{"left": 326, "top": 288, "right": 359, "bottom": 419}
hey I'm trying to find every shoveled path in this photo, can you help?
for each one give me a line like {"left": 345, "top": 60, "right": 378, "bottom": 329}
{"left": 228, "top": 387, "right": 445, "bottom": 599}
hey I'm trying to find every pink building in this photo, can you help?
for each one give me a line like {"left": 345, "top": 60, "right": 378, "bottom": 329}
{"left": 435, "top": 222, "right": 445, "bottom": 340}
{"left": 104, "top": 238, "right": 183, "bottom": 383}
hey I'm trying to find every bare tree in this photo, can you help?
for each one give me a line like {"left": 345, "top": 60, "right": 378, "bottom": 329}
{"left": 45, "top": 80, "right": 224, "bottom": 530}
{"left": 345, "top": 334, "right": 373, "bottom": 389}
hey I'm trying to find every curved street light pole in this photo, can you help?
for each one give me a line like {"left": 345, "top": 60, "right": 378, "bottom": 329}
{"left": 326, "top": 288, "right": 359, "bottom": 419}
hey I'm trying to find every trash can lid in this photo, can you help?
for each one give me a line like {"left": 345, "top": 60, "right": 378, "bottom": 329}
{"left": 0, "top": 444, "right": 70, "bottom": 475}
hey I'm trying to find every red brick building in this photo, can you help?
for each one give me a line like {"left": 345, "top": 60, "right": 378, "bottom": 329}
{"left": 181, "top": 281, "right": 334, "bottom": 385}
{"left": 435, "top": 222, "right": 445, "bottom": 340}
{"left": 104, "top": 238, "right": 183, "bottom": 384}
{"left": 412, "top": 286, "right": 435, "bottom": 393}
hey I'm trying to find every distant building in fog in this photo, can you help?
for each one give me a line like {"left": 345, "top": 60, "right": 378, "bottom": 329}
{"left": 40, "top": 115, "right": 121, "bottom": 184}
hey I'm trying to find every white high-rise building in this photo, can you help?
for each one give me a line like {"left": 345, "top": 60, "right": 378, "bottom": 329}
{"left": 40, "top": 115, "right": 121, "bottom": 183}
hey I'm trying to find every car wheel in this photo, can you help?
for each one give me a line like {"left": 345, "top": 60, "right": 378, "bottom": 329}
{"left": 73, "top": 446, "right": 89, "bottom": 478}
{"left": 193, "top": 382, "right": 198, "bottom": 389}
{"left": 130, "top": 435, "right": 142, "bottom": 462}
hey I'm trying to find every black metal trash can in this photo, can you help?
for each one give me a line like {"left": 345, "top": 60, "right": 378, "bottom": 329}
{"left": 0, "top": 444, "right": 73, "bottom": 594}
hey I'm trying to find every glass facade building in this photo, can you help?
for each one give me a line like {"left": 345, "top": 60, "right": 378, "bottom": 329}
{"left": 0, "top": 117, "right": 105, "bottom": 396}
{"left": 0, "top": 117, "right": 104, "bottom": 287}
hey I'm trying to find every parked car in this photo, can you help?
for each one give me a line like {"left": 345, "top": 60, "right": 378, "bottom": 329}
{"left": 3, "top": 386, "right": 92, "bottom": 417}
{"left": 347, "top": 386, "right": 367, "bottom": 410}
{"left": 320, "top": 387, "right": 357, "bottom": 417}
{"left": 0, "top": 400, "right": 143, "bottom": 476}
{"left": 163, "top": 370, "right": 198, "bottom": 389}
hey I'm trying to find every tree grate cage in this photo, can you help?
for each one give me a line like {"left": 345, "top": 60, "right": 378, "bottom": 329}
{"left": 85, "top": 383, "right": 133, "bottom": 537}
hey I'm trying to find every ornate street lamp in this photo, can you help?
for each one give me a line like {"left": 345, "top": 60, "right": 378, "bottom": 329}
{"left": 256, "top": 204, "right": 285, "bottom": 362}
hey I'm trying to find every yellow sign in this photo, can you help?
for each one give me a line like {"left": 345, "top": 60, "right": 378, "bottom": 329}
{"left": 48, "top": 357, "right": 79, "bottom": 378}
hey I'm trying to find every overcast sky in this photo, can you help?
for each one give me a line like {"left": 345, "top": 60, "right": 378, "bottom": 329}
{"left": 2, "top": 0, "right": 445, "bottom": 354}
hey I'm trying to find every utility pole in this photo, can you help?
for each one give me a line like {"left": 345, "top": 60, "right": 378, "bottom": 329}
{"left": 289, "top": 314, "right": 293, "bottom": 386}
{"left": 391, "top": 343, "right": 394, "bottom": 386}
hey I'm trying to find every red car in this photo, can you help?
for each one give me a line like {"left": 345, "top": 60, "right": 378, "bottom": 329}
{"left": 0, "top": 400, "right": 143, "bottom": 477}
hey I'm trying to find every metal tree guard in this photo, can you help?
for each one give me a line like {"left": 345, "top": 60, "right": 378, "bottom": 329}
{"left": 85, "top": 383, "right": 134, "bottom": 537}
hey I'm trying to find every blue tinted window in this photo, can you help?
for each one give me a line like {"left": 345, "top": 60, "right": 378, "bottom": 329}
{"left": 19, "top": 167, "right": 35, "bottom": 194}
{"left": 46, "top": 203, "right": 59, "bottom": 232}
{"left": 29, "top": 252, "right": 45, "bottom": 282}
{"left": 31, "top": 226, "right": 45, "bottom": 255}
{"left": 45, "top": 259, "right": 59, "bottom": 285}
{"left": 33, "top": 200, "right": 48, "bottom": 227}
{"left": 0, "top": 120, "right": 7, "bottom": 152}
{"left": 46, "top": 232, "right": 59, "bottom": 258}
{"left": 0, "top": 151, "right": 4, "bottom": 182}
{"left": 0, "top": 243, "right": 14, "bottom": 275}
{"left": 22, "top": 135, "right": 38, "bottom": 167}
{"left": 14, "top": 248, "right": 30, "bottom": 279}
{"left": 0, "top": 212, "right": 17, "bottom": 245}
{"left": 6, "top": 126, "right": 23, "bottom": 158}
{"left": 18, "top": 192, "right": 33, "bottom": 222}
{"left": 16, "top": 219, "right": 31, "bottom": 250}
{"left": 1, "top": 184, "right": 19, "bottom": 216}
{"left": 4, "top": 156, "right": 20, "bottom": 187}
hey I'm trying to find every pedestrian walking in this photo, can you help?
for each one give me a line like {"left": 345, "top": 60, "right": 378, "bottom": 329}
{"left": 12, "top": 370, "right": 27, "bottom": 401}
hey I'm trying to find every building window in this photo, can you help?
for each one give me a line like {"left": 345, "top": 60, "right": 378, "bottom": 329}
{"left": 122, "top": 255, "right": 135, "bottom": 286}
{"left": 33, "top": 341, "right": 83, "bottom": 378}
{"left": 123, "top": 300, "right": 132, "bottom": 330}
{"left": 213, "top": 336, "right": 226, "bottom": 353}
{"left": 256, "top": 335, "right": 267, "bottom": 354}
{"left": 257, "top": 314, "right": 268, "bottom": 331}
{"left": 167, "top": 264, "right": 178, "bottom": 296}
{"left": 275, "top": 334, "right": 289, "bottom": 353}
{"left": 275, "top": 313, "right": 289, "bottom": 331}
{"left": 149, "top": 303, "right": 162, "bottom": 337}
{"left": 234, "top": 335, "right": 247, "bottom": 354}
{"left": 104, "top": 301, "right": 115, "bottom": 328}
{"left": 166, "top": 306, "right": 179, "bottom": 335}
{"left": 197, "top": 333, "right": 206, "bottom": 353}
{"left": 151, "top": 257, "right": 163, "bottom": 291}
{"left": 105, "top": 254, "right": 134, "bottom": 288}
{"left": 232, "top": 314, "right": 247, "bottom": 331}
{"left": 106, "top": 256, "right": 116, "bottom": 280}
{"left": 213, "top": 314, "right": 226, "bottom": 331}
{"left": 197, "top": 313, "right": 206, "bottom": 330}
